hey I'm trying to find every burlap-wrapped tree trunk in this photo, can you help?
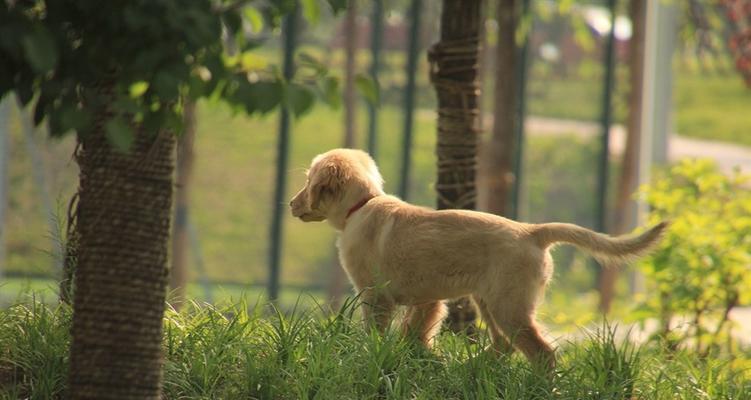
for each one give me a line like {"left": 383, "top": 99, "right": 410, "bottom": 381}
{"left": 69, "top": 85, "right": 175, "bottom": 399}
{"left": 429, "top": 0, "right": 482, "bottom": 333}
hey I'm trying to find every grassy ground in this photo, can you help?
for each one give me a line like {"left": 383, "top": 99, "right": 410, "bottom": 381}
{"left": 0, "top": 277, "right": 325, "bottom": 311}
{"left": 525, "top": 60, "right": 751, "bottom": 146}
{"left": 1, "top": 298, "right": 749, "bottom": 399}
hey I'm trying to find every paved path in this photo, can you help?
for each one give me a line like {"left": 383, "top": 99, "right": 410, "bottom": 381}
{"left": 417, "top": 110, "right": 751, "bottom": 174}
{"left": 526, "top": 116, "right": 751, "bottom": 175}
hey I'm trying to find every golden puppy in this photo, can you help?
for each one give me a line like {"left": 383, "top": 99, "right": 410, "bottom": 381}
{"left": 290, "top": 148, "right": 666, "bottom": 369}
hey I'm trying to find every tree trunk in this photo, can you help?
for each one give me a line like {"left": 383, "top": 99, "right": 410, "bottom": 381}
{"left": 430, "top": 0, "right": 482, "bottom": 333}
{"left": 60, "top": 194, "right": 77, "bottom": 304}
{"left": 69, "top": 86, "right": 175, "bottom": 399}
{"left": 482, "top": 0, "right": 518, "bottom": 217}
{"left": 599, "top": 0, "right": 645, "bottom": 313}
{"left": 477, "top": 0, "right": 489, "bottom": 133}
{"left": 170, "top": 99, "right": 196, "bottom": 310}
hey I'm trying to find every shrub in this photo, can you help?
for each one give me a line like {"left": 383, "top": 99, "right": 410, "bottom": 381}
{"left": 636, "top": 159, "right": 751, "bottom": 354}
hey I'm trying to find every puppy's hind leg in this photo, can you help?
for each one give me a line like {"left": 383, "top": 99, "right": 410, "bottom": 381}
{"left": 492, "top": 310, "right": 556, "bottom": 371}
{"left": 401, "top": 301, "right": 448, "bottom": 348}
{"left": 471, "top": 295, "right": 514, "bottom": 355}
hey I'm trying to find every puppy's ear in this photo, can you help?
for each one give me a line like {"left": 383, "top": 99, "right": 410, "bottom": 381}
{"left": 310, "top": 162, "right": 348, "bottom": 209}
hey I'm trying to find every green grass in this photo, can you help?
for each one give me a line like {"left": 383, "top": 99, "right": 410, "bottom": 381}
{"left": 673, "top": 70, "right": 751, "bottom": 146}
{"left": 1, "top": 297, "right": 749, "bottom": 399}
{"left": 525, "top": 60, "right": 751, "bottom": 146}
{"left": 0, "top": 277, "right": 324, "bottom": 312}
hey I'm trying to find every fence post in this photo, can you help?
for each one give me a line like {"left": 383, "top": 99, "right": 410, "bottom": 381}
{"left": 632, "top": 0, "right": 675, "bottom": 294}
{"left": 0, "top": 96, "right": 11, "bottom": 280}
{"left": 510, "top": 0, "right": 531, "bottom": 221}
{"left": 592, "top": 0, "right": 618, "bottom": 288}
{"left": 268, "top": 5, "right": 299, "bottom": 303}
{"left": 398, "top": 0, "right": 422, "bottom": 200}
{"left": 367, "top": 0, "right": 384, "bottom": 159}
{"left": 595, "top": 0, "right": 618, "bottom": 236}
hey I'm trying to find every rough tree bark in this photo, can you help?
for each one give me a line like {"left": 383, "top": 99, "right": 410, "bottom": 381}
{"left": 170, "top": 99, "right": 196, "bottom": 310}
{"left": 429, "top": 0, "right": 482, "bottom": 333}
{"left": 477, "top": 0, "right": 490, "bottom": 134}
{"left": 69, "top": 84, "right": 175, "bottom": 399}
{"left": 482, "top": 0, "right": 518, "bottom": 217}
{"left": 599, "top": 0, "right": 645, "bottom": 313}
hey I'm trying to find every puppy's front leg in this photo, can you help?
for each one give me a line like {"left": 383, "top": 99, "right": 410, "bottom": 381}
{"left": 361, "top": 292, "right": 395, "bottom": 333}
{"left": 402, "top": 302, "right": 447, "bottom": 348}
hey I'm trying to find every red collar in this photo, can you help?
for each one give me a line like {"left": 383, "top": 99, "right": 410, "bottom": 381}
{"left": 345, "top": 197, "right": 373, "bottom": 221}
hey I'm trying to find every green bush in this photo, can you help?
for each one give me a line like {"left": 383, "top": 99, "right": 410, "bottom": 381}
{"left": 636, "top": 159, "right": 751, "bottom": 354}
{"left": 0, "top": 300, "right": 70, "bottom": 399}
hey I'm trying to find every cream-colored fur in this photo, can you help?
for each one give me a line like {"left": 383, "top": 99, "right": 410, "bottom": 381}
{"left": 290, "top": 148, "right": 666, "bottom": 368}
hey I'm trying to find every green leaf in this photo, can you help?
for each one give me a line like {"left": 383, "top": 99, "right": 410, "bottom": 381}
{"left": 33, "top": 96, "right": 50, "bottom": 126}
{"left": 298, "top": 52, "right": 328, "bottom": 76}
{"left": 153, "top": 70, "right": 180, "bottom": 101}
{"left": 142, "top": 110, "right": 167, "bottom": 133}
{"left": 222, "top": 11, "right": 243, "bottom": 35}
{"left": 243, "top": 7, "right": 265, "bottom": 34}
{"left": 239, "top": 52, "right": 268, "bottom": 71}
{"left": 326, "top": 0, "right": 348, "bottom": 15}
{"left": 319, "top": 76, "right": 340, "bottom": 109}
{"left": 59, "top": 107, "right": 92, "bottom": 133}
{"left": 301, "top": 0, "right": 321, "bottom": 24}
{"left": 252, "top": 81, "right": 284, "bottom": 113}
{"left": 16, "top": 85, "right": 33, "bottom": 107}
{"left": 354, "top": 73, "right": 379, "bottom": 106}
{"left": 129, "top": 81, "right": 150, "bottom": 98}
{"left": 232, "top": 80, "right": 283, "bottom": 114}
{"left": 105, "top": 118, "right": 134, "bottom": 152}
{"left": 21, "top": 27, "right": 58, "bottom": 73}
{"left": 285, "top": 83, "right": 315, "bottom": 117}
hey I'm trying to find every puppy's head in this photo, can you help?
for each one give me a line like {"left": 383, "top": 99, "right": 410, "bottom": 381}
{"left": 289, "top": 149, "right": 383, "bottom": 224}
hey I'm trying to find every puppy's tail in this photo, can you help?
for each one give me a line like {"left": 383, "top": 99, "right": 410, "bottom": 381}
{"left": 530, "top": 221, "right": 668, "bottom": 265}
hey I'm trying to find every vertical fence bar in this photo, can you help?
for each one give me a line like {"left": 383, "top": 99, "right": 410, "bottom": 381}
{"left": 510, "top": 0, "right": 531, "bottom": 221}
{"left": 596, "top": 0, "right": 617, "bottom": 235}
{"left": 591, "top": 0, "right": 618, "bottom": 287}
{"left": 398, "top": 0, "right": 422, "bottom": 200}
{"left": 0, "top": 96, "right": 11, "bottom": 280}
{"left": 367, "top": 0, "right": 384, "bottom": 158}
{"left": 268, "top": 5, "right": 299, "bottom": 303}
